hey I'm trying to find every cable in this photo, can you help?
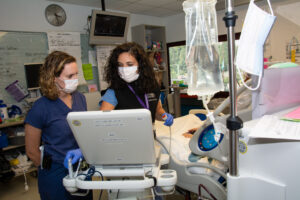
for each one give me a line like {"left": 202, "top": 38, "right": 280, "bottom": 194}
{"left": 198, "top": 184, "right": 217, "bottom": 200}
{"left": 116, "top": 189, "right": 120, "bottom": 199}
{"left": 95, "top": 170, "right": 104, "bottom": 200}
{"left": 202, "top": 95, "right": 223, "bottom": 153}
{"left": 155, "top": 138, "right": 169, "bottom": 154}
{"left": 85, "top": 166, "right": 96, "bottom": 180}
{"left": 74, "top": 167, "right": 104, "bottom": 198}
{"left": 98, "top": 190, "right": 103, "bottom": 200}
{"left": 162, "top": 113, "right": 173, "bottom": 158}
{"left": 94, "top": 170, "right": 104, "bottom": 180}
{"left": 237, "top": 65, "right": 262, "bottom": 91}
{"left": 169, "top": 126, "right": 172, "bottom": 159}
{"left": 79, "top": 167, "right": 104, "bottom": 200}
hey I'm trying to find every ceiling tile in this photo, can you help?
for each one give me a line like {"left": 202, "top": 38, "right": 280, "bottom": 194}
{"left": 49, "top": 0, "right": 101, "bottom": 7}
{"left": 137, "top": 0, "right": 168, "bottom": 6}
{"left": 141, "top": 7, "right": 177, "bottom": 17}
{"left": 121, "top": 3, "right": 150, "bottom": 12}
{"left": 105, "top": 0, "right": 131, "bottom": 10}
{"left": 47, "top": 0, "right": 266, "bottom": 17}
{"left": 160, "top": 10, "right": 179, "bottom": 17}
{"left": 123, "top": 0, "right": 140, "bottom": 3}
{"left": 161, "top": 2, "right": 183, "bottom": 12}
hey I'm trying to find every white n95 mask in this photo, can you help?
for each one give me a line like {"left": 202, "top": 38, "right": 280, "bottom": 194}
{"left": 62, "top": 79, "right": 78, "bottom": 93}
{"left": 118, "top": 66, "right": 139, "bottom": 83}
{"left": 235, "top": 0, "right": 276, "bottom": 90}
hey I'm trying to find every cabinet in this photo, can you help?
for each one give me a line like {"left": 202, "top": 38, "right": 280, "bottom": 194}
{"left": 131, "top": 24, "right": 169, "bottom": 89}
{"left": 0, "top": 120, "right": 25, "bottom": 151}
{"left": 0, "top": 120, "right": 36, "bottom": 179}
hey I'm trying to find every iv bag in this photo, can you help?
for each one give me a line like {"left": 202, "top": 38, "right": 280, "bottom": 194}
{"left": 183, "top": 0, "right": 224, "bottom": 96}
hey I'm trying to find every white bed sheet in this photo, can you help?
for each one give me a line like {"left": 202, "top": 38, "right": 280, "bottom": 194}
{"left": 155, "top": 114, "right": 227, "bottom": 178}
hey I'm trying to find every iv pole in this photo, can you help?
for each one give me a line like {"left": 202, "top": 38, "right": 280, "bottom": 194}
{"left": 223, "top": 0, "right": 243, "bottom": 176}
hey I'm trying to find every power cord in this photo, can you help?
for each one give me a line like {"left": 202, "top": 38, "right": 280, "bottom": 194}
{"left": 202, "top": 95, "right": 223, "bottom": 153}
{"left": 169, "top": 126, "right": 172, "bottom": 159}
{"left": 162, "top": 114, "right": 173, "bottom": 158}
{"left": 77, "top": 166, "right": 104, "bottom": 199}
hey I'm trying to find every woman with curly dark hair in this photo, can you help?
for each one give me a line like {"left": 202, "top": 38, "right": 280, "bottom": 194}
{"left": 25, "top": 51, "right": 92, "bottom": 200}
{"left": 100, "top": 42, "right": 173, "bottom": 125}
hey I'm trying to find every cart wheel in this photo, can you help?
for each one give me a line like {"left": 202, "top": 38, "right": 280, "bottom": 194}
{"left": 30, "top": 170, "right": 38, "bottom": 178}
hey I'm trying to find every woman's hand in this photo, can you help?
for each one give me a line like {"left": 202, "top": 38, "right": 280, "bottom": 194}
{"left": 64, "top": 148, "right": 83, "bottom": 169}
{"left": 162, "top": 113, "right": 174, "bottom": 126}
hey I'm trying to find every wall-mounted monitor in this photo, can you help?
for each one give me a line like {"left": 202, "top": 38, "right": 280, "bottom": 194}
{"left": 89, "top": 10, "right": 130, "bottom": 45}
{"left": 24, "top": 63, "right": 43, "bottom": 90}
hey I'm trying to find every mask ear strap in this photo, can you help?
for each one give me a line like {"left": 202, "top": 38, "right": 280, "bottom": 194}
{"left": 266, "top": 0, "right": 274, "bottom": 16}
{"left": 237, "top": 65, "right": 262, "bottom": 91}
{"left": 250, "top": 0, "right": 274, "bottom": 16}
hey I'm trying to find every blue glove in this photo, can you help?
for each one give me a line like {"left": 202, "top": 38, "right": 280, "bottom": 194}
{"left": 162, "top": 113, "right": 174, "bottom": 126}
{"left": 64, "top": 148, "right": 83, "bottom": 169}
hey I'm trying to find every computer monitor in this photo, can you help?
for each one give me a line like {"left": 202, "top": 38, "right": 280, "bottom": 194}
{"left": 24, "top": 63, "right": 42, "bottom": 90}
{"left": 89, "top": 10, "right": 130, "bottom": 45}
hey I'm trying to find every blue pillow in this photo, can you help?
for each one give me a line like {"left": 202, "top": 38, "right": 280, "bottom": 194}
{"left": 195, "top": 113, "right": 207, "bottom": 121}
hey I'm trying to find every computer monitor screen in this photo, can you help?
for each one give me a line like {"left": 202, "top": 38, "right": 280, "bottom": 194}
{"left": 89, "top": 10, "right": 130, "bottom": 45}
{"left": 94, "top": 14, "right": 127, "bottom": 37}
{"left": 24, "top": 63, "right": 42, "bottom": 90}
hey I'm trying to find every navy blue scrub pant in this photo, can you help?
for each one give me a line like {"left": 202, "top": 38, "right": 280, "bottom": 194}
{"left": 38, "top": 162, "right": 92, "bottom": 200}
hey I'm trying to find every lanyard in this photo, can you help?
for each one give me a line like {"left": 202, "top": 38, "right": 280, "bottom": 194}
{"left": 127, "top": 84, "right": 149, "bottom": 109}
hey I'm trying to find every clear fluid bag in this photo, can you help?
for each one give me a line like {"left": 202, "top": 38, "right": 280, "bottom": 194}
{"left": 183, "top": 0, "right": 224, "bottom": 96}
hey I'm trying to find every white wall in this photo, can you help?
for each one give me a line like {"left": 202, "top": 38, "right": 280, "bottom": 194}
{"left": 1, "top": 0, "right": 299, "bottom": 62}
{"left": 164, "top": 13, "right": 185, "bottom": 43}
{"left": 164, "top": 0, "right": 300, "bottom": 62}
{"left": 127, "top": 14, "right": 165, "bottom": 41}
{"left": 163, "top": 4, "right": 249, "bottom": 43}
{"left": 0, "top": 0, "right": 91, "bottom": 33}
{"left": 0, "top": 0, "right": 165, "bottom": 41}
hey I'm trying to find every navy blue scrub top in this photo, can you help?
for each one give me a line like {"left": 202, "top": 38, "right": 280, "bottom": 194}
{"left": 25, "top": 91, "right": 87, "bottom": 164}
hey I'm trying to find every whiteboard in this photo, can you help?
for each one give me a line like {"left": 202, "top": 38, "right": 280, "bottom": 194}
{"left": 0, "top": 31, "right": 96, "bottom": 106}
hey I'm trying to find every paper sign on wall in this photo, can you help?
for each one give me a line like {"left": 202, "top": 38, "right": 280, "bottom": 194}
{"left": 47, "top": 32, "right": 86, "bottom": 84}
{"left": 82, "top": 64, "right": 93, "bottom": 80}
{"left": 96, "top": 45, "right": 115, "bottom": 91}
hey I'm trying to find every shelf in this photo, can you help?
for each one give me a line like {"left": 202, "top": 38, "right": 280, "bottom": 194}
{"left": 0, "top": 120, "right": 24, "bottom": 128}
{"left": 25, "top": 97, "right": 40, "bottom": 103}
{"left": 160, "top": 89, "right": 168, "bottom": 92}
{"left": 14, "top": 166, "right": 37, "bottom": 177}
{"left": 2, "top": 144, "right": 25, "bottom": 151}
{"left": 132, "top": 24, "right": 168, "bottom": 88}
{"left": 145, "top": 49, "right": 165, "bottom": 53}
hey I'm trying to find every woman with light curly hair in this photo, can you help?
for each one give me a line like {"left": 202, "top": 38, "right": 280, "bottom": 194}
{"left": 25, "top": 51, "right": 91, "bottom": 200}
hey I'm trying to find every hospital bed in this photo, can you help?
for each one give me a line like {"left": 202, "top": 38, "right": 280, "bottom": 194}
{"left": 155, "top": 114, "right": 228, "bottom": 200}
{"left": 155, "top": 66, "right": 300, "bottom": 200}
{"left": 155, "top": 79, "right": 253, "bottom": 200}
{"left": 228, "top": 106, "right": 300, "bottom": 200}
{"left": 154, "top": 96, "right": 253, "bottom": 200}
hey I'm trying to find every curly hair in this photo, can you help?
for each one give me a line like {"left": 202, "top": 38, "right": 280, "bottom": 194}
{"left": 104, "top": 42, "right": 159, "bottom": 94}
{"left": 39, "top": 51, "right": 76, "bottom": 100}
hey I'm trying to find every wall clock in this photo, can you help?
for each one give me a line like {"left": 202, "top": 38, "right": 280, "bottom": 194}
{"left": 45, "top": 4, "right": 67, "bottom": 26}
